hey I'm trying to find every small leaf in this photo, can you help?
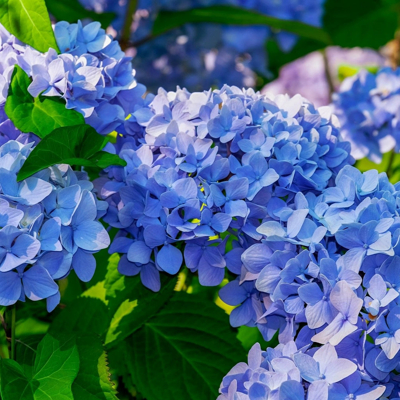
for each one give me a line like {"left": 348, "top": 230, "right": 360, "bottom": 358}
{"left": 0, "top": 359, "right": 33, "bottom": 400}
{"left": 0, "top": 0, "right": 60, "bottom": 52}
{"left": 125, "top": 292, "right": 246, "bottom": 400}
{"left": 153, "top": 5, "right": 332, "bottom": 45}
{"left": 5, "top": 65, "right": 84, "bottom": 138}
{"left": 45, "top": 0, "right": 115, "bottom": 29}
{"left": 0, "top": 332, "right": 80, "bottom": 400}
{"left": 17, "top": 124, "right": 126, "bottom": 181}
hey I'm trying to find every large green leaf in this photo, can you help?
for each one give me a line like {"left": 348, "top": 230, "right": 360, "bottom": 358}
{"left": 50, "top": 296, "right": 109, "bottom": 337}
{"left": 125, "top": 292, "right": 246, "bottom": 400}
{"left": 49, "top": 296, "right": 118, "bottom": 399}
{"left": 17, "top": 124, "right": 127, "bottom": 181}
{"left": 71, "top": 335, "right": 118, "bottom": 400}
{"left": 0, "top": 333, "right": 79, "bottom": 400}
{"left": 0, "top": 0, "right": 59, "bottom": 52}
{"left": 105, "top": 258, "right": 177, "bottom": 347}
{"left": 323, "top": 0, "right": 400, "bottom": 49}
{"left": 45, "top": 0, "right": 115, "bottom": 29}
{"left": 153, "top": 6, "right": 332, "bottom": 45}
{"left": 5, "top": 65, "right": 84, "bottom": 139}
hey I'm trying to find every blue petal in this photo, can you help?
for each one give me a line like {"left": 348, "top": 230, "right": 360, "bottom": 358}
{"left": 127, "top": 241, "right": 152, "bottom": 264}
{"left": 0, "top": 270, "right": 22, "bottom": 305}
{"left": 74, "top": 220, "right": 110, "bottom": 251}
{"left": 157, "top": 244, "right": 182, "bottom": 274}
{"left": 23, "top": 265, "right": 58, "bottom": 301}
{"left": 72, "top": 249, "right": 96, "bottom": 282}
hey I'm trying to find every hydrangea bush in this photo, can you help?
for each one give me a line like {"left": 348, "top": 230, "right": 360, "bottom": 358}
{"left": 97, "top": 86, "right": 352, "bottom": 291}
{"left": 1, "top": 1, "right": 400, "bottom": 400}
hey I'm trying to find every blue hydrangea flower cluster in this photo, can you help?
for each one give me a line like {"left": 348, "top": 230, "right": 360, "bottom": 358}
{"left": 218, "top": 165, "right": 400, "bottom": 398}
{"left": 218, "top": 342, "right": 386, "bottom": 400}
{"left": 78, "top": 0, "right": 325, "bottom": 92}
{"left": 0, "top": 20, "right": 140, "bottom": 137}
{"left": 96, "top": 85, "right": 353, "bottom": 292}
{"left": 332, "top": 67, "right": 400, "bottom": 163}
{"left": 0, "top": 140, "right": 110, "bottom": 310}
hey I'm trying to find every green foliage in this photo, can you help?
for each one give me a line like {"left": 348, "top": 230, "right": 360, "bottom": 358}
{"left": 0, "top": 333, "right": 79, "bottom": 400}
{"left": 105, "top": 257, "right": 177, "bottom": 347}
{"left": 17, "top": 124, "right": 127, "bottom": 181}
{"left": 5, "top": 65, "right": 84, "bottom": 139}
{"left": 125, "top": 292, "right": 246, "bottom": 400}
{"left": 323, "top": 0, "right": 399, "bottom": 49}
{"left": 49, "top": 296, "right": 118, "bottom": 399}
{"left": 153, "top": 5, "right": 331, "bottom": 44}
{"left": 45, "top": 0, "right": 115, "bottom": 29}
{"left": 50, "top": 297, "right": 109, "bottom": 337}
{"left": 71, "top": 335, "right": 118, "bottom": 400}
{"left": 0, "top": 0, "right": 59, "bottom": 52}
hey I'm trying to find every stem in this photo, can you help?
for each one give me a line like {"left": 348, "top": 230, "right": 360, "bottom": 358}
{"left": 120, "top": 0, "right": 139, "bottom": 51}
{"left": 10, "top": 305, "right": 16, "bottom": 361}
{"left": 321, "top": 48, "right": 335, "bottom": 99}
{"left": 387, "top": 150, "right": 396, "bottom": 180}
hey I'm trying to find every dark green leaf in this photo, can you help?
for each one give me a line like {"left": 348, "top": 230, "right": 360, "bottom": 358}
{"left": 16, "top": 335, "right": 43, "bottom": 378}
{"left": 0, "top": 0, "right": 60, "bottom": 52}
{"left": 45, "top": 0, "right": 115, "bottom": 29}
{"left": 105, "top": 266, "right": 177, "bottom": 347}
{"left": 323, "top": 0, "right": 399, "bottom": 49}
{"left": 5, "top": 65, "right": 84, "bottom": 138}
{"left": 50, "top": 297, "right": 109, "bottom": 337}
{"left": 17, "top": 124, "right": 126, "bottom": 181}
{"left": 153, "top": 6, "right": 332, "bottom": 45}
{"left": 125, "top": 292, "right": 246, "bottom": 400}
{"left": 0, "top": 359, "right": 33, "bottom": 400}
{"left": 72, "top": 335, "right": 118, "bottom": 400}
{"left": 49, "top": 296, "right": 118, "bottom": 399}
{"left": 0, "top": 332, "right": 79, "bottom": 400}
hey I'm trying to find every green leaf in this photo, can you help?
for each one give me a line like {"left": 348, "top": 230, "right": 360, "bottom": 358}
{"left": 45, "top": 0, "right": 115, "bottom": 29}
{"left": 5, "top": 65, "right": 84, "bottom": 139}
{"left": 49, "top": 297, "right": 117, "bottom": 399}
{"left": 50, "top": 297, "right": 109, "bottom": 337}
{"left": 153, "top": 5, "right": 332, "bottom": 45}
{"left": 0, "top": 359, "right": 33, "bottom": 400}
{"left": 323, "top": 0, "right": 399, "bottom": 49}
{"left": 125, "top": 292, "right": 246, "bottom": 400}
{"left": 105, "top": 271, "right": 177, "bottom": 347}
{"left": 17, "top": 124, "right": 126, "bottom": 181}
{"left": 71, "top": 335, "right": 118, "bottom": 400}
{"left": 0, "top": 333, "right": 80, "bottom": 400}
{"left": 0, "top": 0, "right": 59, "bottom": 53}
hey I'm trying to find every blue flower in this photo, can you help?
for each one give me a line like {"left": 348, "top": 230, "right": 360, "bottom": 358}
{"left": 0, "top": 226, "right": 40, "bottom": 272}
{"left": 312, "top": 281, "right": 363, "bottom": 346}
{"left": 0, "top": 265, "right": 58, "bottom": 305}
{"left": 61, "top": 190, "right": 110, "bottom": 253}
{"left": 185, "top": 238, "right": 226, "bottom": 286}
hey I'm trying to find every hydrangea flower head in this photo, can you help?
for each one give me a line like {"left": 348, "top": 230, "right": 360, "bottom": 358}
{"left": 0, "top": 140, "right": 109, "bottom": 310}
